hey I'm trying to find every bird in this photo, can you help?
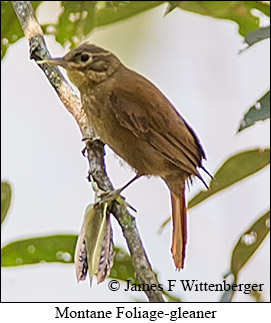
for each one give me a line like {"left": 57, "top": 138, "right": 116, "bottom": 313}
{"left": 40, "top": 42, "right": 209, "bottom": 269}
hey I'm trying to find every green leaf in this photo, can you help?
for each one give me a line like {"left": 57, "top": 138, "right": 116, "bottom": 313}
{"left": 5, "top": 1, "right": 270, "bottom": 58}
{"left": 56, "top": 1, "right": 96, "bottom": 48}
{"left": 1, "top": 1, "right": 23, "bottom": 60}
{"left": 95, "top": 1, "right": 162, "bottom": 27}
{"left": 249, "top": 288, "right": 264, "bottom": 302}
{"left": 158, "top": 216, "right": 171, "bottom": 234}
{"left": 110, "top": 247, "right": 137, "bottom": 284}
{"left": 165, "top": 1, "right": 182, "bottom": 15}
{"left": 244, "top": 26, "right": 270, "bottom": 47}
{"left": 2, "top": 233, "right": 174, "bottom": 299}
{"left": 0, "top": 232, "right": 136, "bottom": 281}
{"left": 8, "top": 1, "right": 268, "bottom": 55}
{"left": 1, "top": 232, "right": 138, "bottom": 283}
{"left": 1, "top": 181, "right": 12, "bottom": 225}
{"left": 1, "top": 1, "right": 42, "bottom": 61}
{"left": 188, "top": 148, "right": 270, "bottom": 209}
{"left": 55, "top": 1, "right": 162, "bottom": 48}
{"left": 220, "top": 210, "right": 269, "bottom": 302}
{"left": 1, "top": 235, "right": 77, "bottom": 266}
{"left": 238, "top": 91, "right": 270, "bottom": 132}
{"left": 244, "top": 1, "right": 270, "bottom": 18}
{"left": 178, "top": 1, "right": 265, "bottom": 36}
{"left": 231, "top": 210, "right": 270, "bottom": 276}
{"left": 159, "top": 148, "right": 270, "bottom": 232}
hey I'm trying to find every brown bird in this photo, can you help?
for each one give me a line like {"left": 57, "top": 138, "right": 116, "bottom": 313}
{"left": 42, "top": 42, "right": 209, "bottom": 269}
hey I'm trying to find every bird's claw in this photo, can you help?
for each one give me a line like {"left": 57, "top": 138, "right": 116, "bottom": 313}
{"left": 95, "top": 189, "right": 122, "bottom": 206}
{"left": 95, "top": 189, "right": 137, "bottom": 213}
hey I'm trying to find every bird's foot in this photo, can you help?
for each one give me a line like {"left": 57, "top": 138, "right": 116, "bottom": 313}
{"left": 81, "top": 136, "right": 102, "bottom": 158}
{"left": 95, "top": 187, "right": 136, "bottom": 213}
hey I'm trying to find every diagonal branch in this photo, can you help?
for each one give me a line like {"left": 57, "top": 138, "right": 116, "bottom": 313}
{"left": 12, "top": 1, "right": 164, "bottom": 302}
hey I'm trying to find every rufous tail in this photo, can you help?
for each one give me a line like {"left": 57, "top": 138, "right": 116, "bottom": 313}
{"left": 170, "top": 187, "right": 187, "bottom": 269}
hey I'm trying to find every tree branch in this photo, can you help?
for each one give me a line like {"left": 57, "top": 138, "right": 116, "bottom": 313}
{"left": 12, "top": 1, "right": 164, "bottom": 302}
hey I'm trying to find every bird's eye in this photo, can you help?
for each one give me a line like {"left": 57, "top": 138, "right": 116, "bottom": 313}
{"left": 80, "top": 54, "right": 90, "bottom": 62}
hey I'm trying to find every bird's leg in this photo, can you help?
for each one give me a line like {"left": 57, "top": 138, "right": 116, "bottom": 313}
{"left": 95, "top": 174, "right": 140, "bottom": 211}
{"left": 116, "top": 174, "right": 141, "bottom": 194}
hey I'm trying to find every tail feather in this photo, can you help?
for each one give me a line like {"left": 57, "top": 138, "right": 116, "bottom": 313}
{"left": 170, "top": 188, "right": 187, "bottom": 269}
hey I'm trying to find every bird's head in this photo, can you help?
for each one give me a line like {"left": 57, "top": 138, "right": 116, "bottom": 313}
{"left": 38, "top": 42, "right": 121, "bottom": 88}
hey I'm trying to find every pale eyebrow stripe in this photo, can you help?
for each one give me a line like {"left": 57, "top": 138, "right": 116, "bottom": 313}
{"left": 91, "top": 52, "right": 111, "bottom": 57}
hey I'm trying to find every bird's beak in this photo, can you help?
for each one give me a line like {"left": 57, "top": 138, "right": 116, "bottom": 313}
{"left": 37, "top": 57, "right": 70, "bottom": 69}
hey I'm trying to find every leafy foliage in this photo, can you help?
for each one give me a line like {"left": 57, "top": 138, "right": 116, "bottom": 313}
{"left": 244, "top": 1, "right": 270, "bottom": 17}
{"left": 220, "top": 210, "right": 270, "bottom": 302}
{"left": 238, "top": 91, "right": 270, "bottom": 132}
{"left": 1, "top": 1, "right": 23, "bottom": 60}
{"left": 95, "top": 1, "right": 162, "bottom": 27}
{"left": 2, "top": 1, "right": 269, "bottom": 60}
{"left": 159, "top": 148, "right": 270, "bottom": 232}
{"left": 1, "top": 233, "right": 180, "bottom": 300}
{"left": 231, "top": 210, "right": 270, "bottom": 276}
{"left": 44, "top": 1, "right": 271, "bottom": 47}
{"left": 188, "top": 148, "right": 270, "bottom": 209}
{"left": 1, "top": 235, "right": 77, "bottom": 266}
{"left": 1, "top": 233, "right": 138, "bottom": 283}
{"left": 1, "top": 1, "right": 42, "bottom": 60}
{"left": 56, "top": 1, "right": 96, "bottom": 47}
{"left": 249, "top": 288, "right": 264, "bottom": 302}
{"left": 166, "top": 1, "right": 182, "bottom": 14}
{"left": 55, "top": 1, "right": 163, "bottom": 47}
{"left": 2, "top": 0, "right": 270, "bottom": 302}
{"left": 1, "top": 181, "right": 12, "bottom": 225}
{"left": 110, "top": 247, "right": 137, "bottom": 284}
{"left": 177, "top": 1, "right": 269, "bottom": 36}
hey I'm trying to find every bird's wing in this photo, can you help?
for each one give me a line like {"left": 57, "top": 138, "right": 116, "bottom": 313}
{"left": 109, "top": 70, "right": 205, "bottom": 176}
